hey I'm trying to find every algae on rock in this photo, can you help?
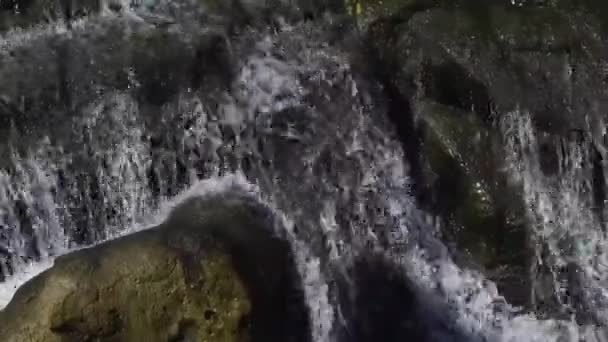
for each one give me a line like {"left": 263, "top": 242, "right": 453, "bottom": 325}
{"left": 415, "top": 100, "right": 531, "bottom": 306}
{"left": 0, "top": 195, "right": 310, "bottom": 342}
{"left": 0, "top": 229, "right": 251, "bottom": 342}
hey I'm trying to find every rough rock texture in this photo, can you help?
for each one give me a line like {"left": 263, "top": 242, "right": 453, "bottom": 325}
{"left": 0, "top": 232, "right": 250, "bottom": 342}
{"left": 362, "top": 0, "right": 608, "bottom": 310}
{"left": 0, "top": 195, "right": 310, "bottom": 342}
{"left": 414, "top": 100, "right": 529, "bottom": 281}
{"left": 369, "top": 0, "right": 608, "bottom": 138}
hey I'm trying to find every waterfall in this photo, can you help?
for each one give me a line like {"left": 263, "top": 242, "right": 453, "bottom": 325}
{"left": 2, "top": 2, "right": 608, "bottom": 341}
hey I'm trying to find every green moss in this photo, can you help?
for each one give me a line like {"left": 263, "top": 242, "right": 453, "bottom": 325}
{"left": 417, "top": 101, "right": 490, "bottom": 176}
{"left": 0, "top": 230, "right": 251, "bottom": 342}
{"left": 346, "top": 0, "right": 412, "bottom": 17}
{"left": 418, "top": 101, "right": 528, "bottom": 283}
{"left": 420, "top": 103, "right": 494, "bottom": 260}
{"left": 345, "top": 0, "right": 420, "bottom": 29}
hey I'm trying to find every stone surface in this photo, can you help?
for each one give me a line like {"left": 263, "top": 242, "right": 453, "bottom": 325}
{"left": 362, "top": 0, "right": 608, "bottom": 308}
{"left": 414, "top": 100, "right": 531, "bottom": 306}
{"left": 368, "top": 0, "right": 608, "bottom": 136}
{"left": 0, "top": 195, "right": 310, "bottom": 342}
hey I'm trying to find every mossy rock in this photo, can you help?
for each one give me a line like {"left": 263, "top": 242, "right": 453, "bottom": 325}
{"left": 345, "top": 0, "right": 417, "bottom": 29}
{"left": 416, "top": 100, "right": 531, "bottom": 306}
{"left": 366, "top": 0, "right": 608, "bottom": 311}
{"left": 0, "top": 194, "right": 310, "bottom": 342}
{"left": 0, "top": 232, "right": 250, "bottom": 342}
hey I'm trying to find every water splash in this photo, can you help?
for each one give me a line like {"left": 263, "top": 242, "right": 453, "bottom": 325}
{"left": 2, "top": 7, "right": 608, "bottom": 342}
{"left": 499, "top": 109, "right": 608, "bottom": 338}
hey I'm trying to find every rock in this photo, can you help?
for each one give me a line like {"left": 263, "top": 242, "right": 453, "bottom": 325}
{"left": 0, "top": 233, "right": 250, "bottom": 342}
{"left": 0, "top": 17, "right": 236, "bottom": 152}
{"left": 363, "top": 1, "right": 603, "bottom": 307}
{"left": 335, "top": 255, "right": 434, "bottom": 341}
{"left": 414, "top": 100, "right": 531, "bottom": 307}
{"left": 364, "top": 1, "right": 608, "bottom": 318}
{"left": 368, "top": 1, "right": 608, "bottom": 136}
{"left": 334, "top": 254, "right": 477, "bottom": 342}
{"left": 345, "top": 0, "right": 417, "bottom": 30}
{"left": 0, "top": 0, "right": 349, "bottom": 34}
{"left": 0, "top": 194, "right": 311, "bottom": 342}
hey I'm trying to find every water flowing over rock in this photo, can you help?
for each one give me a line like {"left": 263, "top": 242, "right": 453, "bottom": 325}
{"left": 3, "top": 0, "right": 608, "bottom": 341}
{"left": 0, "top": 193, "right": 310, "bottom": 342}
{"left": 368, "top": 0, "right": 608, "bottom": 334}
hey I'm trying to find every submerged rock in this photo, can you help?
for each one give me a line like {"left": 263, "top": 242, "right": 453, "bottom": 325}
{"left": 0, "top": 194, "right": 310, "bottom": 342}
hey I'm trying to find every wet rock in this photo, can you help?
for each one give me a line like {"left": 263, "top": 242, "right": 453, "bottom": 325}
{"left": 345, "top": 0, "right": 417, "bottom": 30}
{"left": 0, "top": 17, "right": 238, "bottom": 147}
{"left": 415, "top": 100, "right": 531, "bottom": 307}
{"left": 337, "top": 255, "right": 430, "bottom": 342}
{"left": 335, "top": 254, "right": 475, "bottom": 342}
{"left": 0, "top": 194, "right": 311, "bottom": 342}
{"left": 368, "top": 1, "right": 608, "bottom": 136}
{"left": 365, "top": 0, "right": 608, "bottom": 310}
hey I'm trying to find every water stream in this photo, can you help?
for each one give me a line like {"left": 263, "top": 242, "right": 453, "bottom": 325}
{"left": 1, "top": 2, "right": 608, "bottom": 341}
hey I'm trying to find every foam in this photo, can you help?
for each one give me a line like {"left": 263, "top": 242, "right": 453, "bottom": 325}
{"left": 0, "top": 258, "right": 55, "bottom": 309}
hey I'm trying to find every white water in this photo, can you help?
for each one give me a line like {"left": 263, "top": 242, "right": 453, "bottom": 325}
{"left": 1, "top": 6, "right": 608, "bottom": 342}
{"left": 0, "top": 258, "right": 54, "bottom": 308}
{"left": 0, "top": 136, "right": 603, "bottom": 341}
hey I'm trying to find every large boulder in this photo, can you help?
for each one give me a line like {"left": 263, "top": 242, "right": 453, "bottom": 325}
{"left": 0, "top": 194, "right": 310, "bottom": 342}
{"left": 362, "top": 0, "right": 608, "bottom": 309}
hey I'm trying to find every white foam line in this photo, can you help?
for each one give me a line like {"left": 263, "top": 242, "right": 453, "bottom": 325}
{"left": 0, "top": 258, "right": 55, "bottom": 309}
{"left": 0, "top": 3, "right": 156, "bottom": 53}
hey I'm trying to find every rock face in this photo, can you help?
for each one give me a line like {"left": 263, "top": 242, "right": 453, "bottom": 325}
{"left": 0, "top": 195, "right": 310, "bottom": 342}
{"left": 363, "top": 0, "right": 608, "bottom": 312}
{"left": 0, "top": 232, "right": 250, "bottom": 342}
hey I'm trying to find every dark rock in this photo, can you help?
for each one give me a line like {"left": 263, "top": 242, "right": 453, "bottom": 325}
{"left": 369, "top": 1, "right": 608, "bottom": 136}
{"left": 361, "top": 0, "right": 606, "bottom": 308}
{"left": 414, "top": 100, "right": 532, "bottom": 307}
{"left": 335, "top": 254, "right": 476, "bottom": 342}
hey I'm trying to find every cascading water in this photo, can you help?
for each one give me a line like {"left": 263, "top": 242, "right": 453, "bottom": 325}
{"left": 2, "top": 1, "right": 608, "bottom": 341}
{"left": 499, "top": 110, "right": 608, "bottom": 339}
